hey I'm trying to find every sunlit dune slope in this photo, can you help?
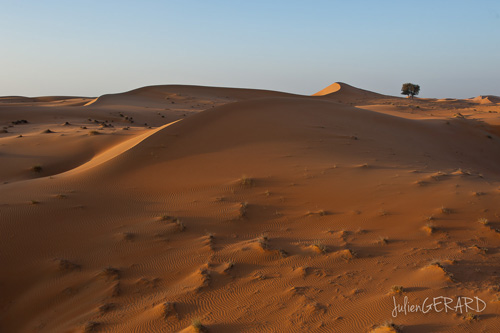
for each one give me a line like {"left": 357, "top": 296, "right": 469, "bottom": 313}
{"left": 312, "top": 82, "right": 387, "bottom": 101}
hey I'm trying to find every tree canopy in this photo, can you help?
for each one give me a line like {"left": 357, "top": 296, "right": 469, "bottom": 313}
{"left": 401, "top": 83, "right": 420, "bottom": 99}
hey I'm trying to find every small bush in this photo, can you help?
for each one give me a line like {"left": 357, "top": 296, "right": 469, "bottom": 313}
{"left": 239, "top": 175, "right": 254, "bottom": 186}
{"left": 375, "top": 321, "right": 402, "bottom": 332}
{"left": 312, "top": 241, "right": 327, "bottom": 253}
{"left": 238, "top": 202, "right": 248, "bottom": 218}
{"left": 192, "top": 319, "right": 207, "bottom": 332}
{"left": 378, "top": 236, "right": 389, "bottom": 245}
{"left": 174, "top": 219, "right": 185, "bottom": 231}
{"left": 257, "top": 235, "right": 269, "bottom": 250}
{"left": 464, "top": 312, "right": 479, "bottom": 321}
{"left": 424, "top": 222, "right": 436, "bottom": 234}
{"left": 391, "top": 285, "right": 404, "bottom": 294}
{"left": 100, "top": 266, "right": 120, "bottom": 280}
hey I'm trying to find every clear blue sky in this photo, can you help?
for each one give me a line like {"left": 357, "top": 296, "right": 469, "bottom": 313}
{"left": 1, "top": 0, "right": 499, "bottom": 98}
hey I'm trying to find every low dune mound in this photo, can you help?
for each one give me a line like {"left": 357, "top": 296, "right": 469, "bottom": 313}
{"left": 86, "top": 84, "right": 298, "bottom": 108}
{"left": 469, "top": 95, "right": 500, "bottom": 104}
{"left": 0, "top": 96, "right": 92, "bottom": 106}
{"left": 312, "top": 82, "right": 387, "bottom": 102}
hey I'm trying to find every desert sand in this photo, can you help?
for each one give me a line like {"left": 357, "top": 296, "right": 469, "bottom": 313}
{"left": 1, "top": 83, "right": 500, "bottom": 332}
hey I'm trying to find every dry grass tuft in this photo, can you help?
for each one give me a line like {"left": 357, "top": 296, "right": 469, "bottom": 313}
{"left": 478, "top": 217, "right": 489, "bottom": 225}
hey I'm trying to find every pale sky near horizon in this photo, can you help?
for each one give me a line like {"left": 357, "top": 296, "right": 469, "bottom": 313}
{"left": 1, "top": 0, "right": 499, "bottom": 98}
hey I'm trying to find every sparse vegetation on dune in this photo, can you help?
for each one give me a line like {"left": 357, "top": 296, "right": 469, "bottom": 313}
{"left": 257, "top": 234, "right": 270, "bottom": 250}
{"left": 378, "top": 236, "right": 389, "bottom": 245}
{"left": 372, "top": 321, "right": 403, "bottom": 333}
{"left": 100, "top": 266, "right": 121, "bottom": 281}
{"left": 464, "top": 312, "right": 479, "bottom": 321}
{"left": 306, "top": 209, "right": 328, "bottom": 216}
{"left": 162, "top": 302, "right": 178, "bottom": 321}
{"left": 423, "top": 222, "right": 436, "bottom": 235}
{"left": 174, "top": 218, "right": 185, "bottom": 231}
{"left": 239, "top": 175, "right": 254, "bottom": 186}
{"left": 84, "top": 321, "right": 100, "bottom": 332}
{"left": 312, "top": 241, "right": 327, "bottom": 253}
{"left": 390, "top": 285, "right": 404, "bottom": 294}
{"left": 237, "top": 202, "right": 248, "bottom": 218}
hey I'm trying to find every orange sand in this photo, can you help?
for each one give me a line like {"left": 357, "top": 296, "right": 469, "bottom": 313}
{"left": 1, "top": 83, "right": 500, "bottom": 332}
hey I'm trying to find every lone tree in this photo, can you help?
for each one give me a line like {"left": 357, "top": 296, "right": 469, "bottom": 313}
{"left": 401, "top": 83, "right": 420, "bottom": 99}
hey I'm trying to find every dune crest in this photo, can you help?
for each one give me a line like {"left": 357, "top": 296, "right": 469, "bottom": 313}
{"left": 312, "top": 82, "right": 386, "bottom": 100}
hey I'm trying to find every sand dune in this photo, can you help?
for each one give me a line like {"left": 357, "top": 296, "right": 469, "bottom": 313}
{"left": 87, "top": 84, "right": 298, "bottom": 108}
{"left": 469, "top": 95, "right": 500, "bottom": 105}
{"left": 1, "top": 83, "right": 500, "bottom": 332}
{"left": 313, "top": 82, "right": 387, "bottom": 101}
{"left": 0, "top": 96, "right": 94, "bottom": 106}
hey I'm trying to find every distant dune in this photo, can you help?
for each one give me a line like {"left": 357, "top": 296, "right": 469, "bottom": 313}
{"left": 313, "top": 82, "right": 387, "bottom": 100}
{"left": 469, "top": 95, "right": 500, "bottom": 104}
{"left": 85, "top": 84, "right": 299, "bottom": 108}
{"left": 1, "top": 83, "right": 500, "bottom": 332}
